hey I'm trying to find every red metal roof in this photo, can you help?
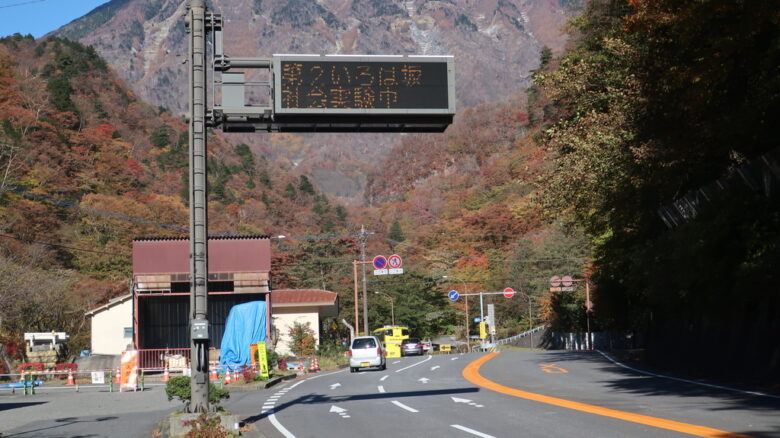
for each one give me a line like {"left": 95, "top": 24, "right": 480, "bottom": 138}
{"left": 271, "top": 289, "right": 337, "bottom": 307}
{"left": 132, "top": 236, "right": 271, "bottom": 275}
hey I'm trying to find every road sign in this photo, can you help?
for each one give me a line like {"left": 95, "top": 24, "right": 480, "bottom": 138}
{"left": 561, "top": 276, "right": 573, "bottom": 287}
{"left": 372, "top": 255, "right": 387, "bottom": 270}
{"left": 503, "top": 287, "right": 515, "bottom": 298}
{"left": 550, "top": 276, "right": 561, "bottom": 287}
{"left": 388, "top": 254, "right": 403, "bottom": 269}
{"left": 448, "top": 290, "right": 459, "bottom": 301}
{"left": 271, "top": 55, "right": 455, "bottom": 132}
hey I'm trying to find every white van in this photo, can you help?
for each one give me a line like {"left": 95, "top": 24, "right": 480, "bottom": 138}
{"left": 348, "top": 336, "right": 386, "bottom": 372}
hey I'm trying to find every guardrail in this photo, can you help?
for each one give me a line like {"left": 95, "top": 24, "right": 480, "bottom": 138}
{"left": 472, "top": 325, "right": 546, "bottom": 352}
{"left": 494, "top": 325, "right": 546, "bottom": 345}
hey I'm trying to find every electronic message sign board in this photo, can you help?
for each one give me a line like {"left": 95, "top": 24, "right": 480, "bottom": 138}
{"left": 271, "top": 55, "right": 454, "bottom": 132}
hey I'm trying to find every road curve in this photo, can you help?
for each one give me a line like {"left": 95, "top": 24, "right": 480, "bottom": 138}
{"left": 229, "top": 350, "right": 780, "bottom": 438}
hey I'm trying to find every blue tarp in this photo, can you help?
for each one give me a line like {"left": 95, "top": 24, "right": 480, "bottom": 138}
{"left": 219, "top": 301, "right": 267, "bottom": 367}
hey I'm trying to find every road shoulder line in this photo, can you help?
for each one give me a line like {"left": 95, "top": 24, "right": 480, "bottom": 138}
{"left": 596, "top": 349, "right": 780, "bottom": 400}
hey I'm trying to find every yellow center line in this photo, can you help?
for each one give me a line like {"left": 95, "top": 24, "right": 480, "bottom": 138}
{"left": 463, "top": 352, "right": 752, "bottom": 438}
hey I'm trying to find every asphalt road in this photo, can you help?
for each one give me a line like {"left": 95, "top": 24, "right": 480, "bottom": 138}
{"left": 0, "top": 385, "right": 181, "bottom": 437}
{"left": 228, "top": 350, "right": 780, "bottom": 438}
{"left": 1, "top": 351, "right": 778, "bottom": 437}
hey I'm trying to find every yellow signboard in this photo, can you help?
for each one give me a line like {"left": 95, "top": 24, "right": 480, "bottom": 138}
{"left": 257, "top": 342, "right": 269, "bottom": 379}
{"left": 439, "top": 344, "right": 451, "bottom": 353}
{"left": 479, "top": 322, "right": 487, "bottom": 340}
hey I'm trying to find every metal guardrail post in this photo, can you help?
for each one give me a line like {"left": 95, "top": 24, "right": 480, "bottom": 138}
{"left": 108, "top": 370, "right": 113, "bottom": 392}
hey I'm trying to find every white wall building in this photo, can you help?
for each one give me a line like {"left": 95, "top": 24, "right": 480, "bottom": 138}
{"left": 85, "top": 293, "right": 133, "bottom": 355}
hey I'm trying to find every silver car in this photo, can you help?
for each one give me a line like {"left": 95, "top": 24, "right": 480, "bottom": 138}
{"left": 348, "top": 336, "right": 386, "bottom": 372}
{"left": 400, "top": 338, "right": 423, "bottom": 356}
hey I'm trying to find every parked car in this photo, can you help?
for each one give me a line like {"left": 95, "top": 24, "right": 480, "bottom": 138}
{"left": 348, "top": 336, "right": 386, "bottom": 372}
{"left": 400, "top": 338, "right": 424, "bottom": 356}
{"left": 421, "top": 341, "right": 432, "bottom": 353}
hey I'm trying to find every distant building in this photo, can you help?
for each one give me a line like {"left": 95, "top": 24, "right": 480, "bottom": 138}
{"left": 85, "top": 293, "right": 133, "bottom": 355}
{"left": 84, "top": 237, "right": 338, "bottom": 363}
{"left": 270, "top": 289, "right": 338, "bottom": 356}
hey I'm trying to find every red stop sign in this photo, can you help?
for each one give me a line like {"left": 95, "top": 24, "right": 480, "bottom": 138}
{"left": 503, "top": 287, "right": 515, "bottom": 298}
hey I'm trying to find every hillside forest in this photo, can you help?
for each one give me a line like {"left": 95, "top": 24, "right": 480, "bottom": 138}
{"left": 0, "top": 0, "right": 778, "bottom": 382}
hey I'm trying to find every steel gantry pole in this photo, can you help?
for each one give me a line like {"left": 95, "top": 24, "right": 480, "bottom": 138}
{"left": 187, "top": 0, "right": 210, "bottom": 413}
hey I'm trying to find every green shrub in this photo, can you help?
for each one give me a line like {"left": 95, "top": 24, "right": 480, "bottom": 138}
{"left": 165, "top": 376, "right": 230, "bottom": 407}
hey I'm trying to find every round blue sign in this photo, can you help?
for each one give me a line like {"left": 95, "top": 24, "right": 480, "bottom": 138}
{"left": 448, "top": 290, "right": 459, "bottom": 301}
{"left": 373, "top": 255, "right": 388, "bottom": 270}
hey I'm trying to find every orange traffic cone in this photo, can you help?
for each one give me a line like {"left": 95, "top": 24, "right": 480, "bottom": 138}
{"left": 210, "top": 367, "right": 218, "bottom": 381}
{"left": 224, "top": 368, "right": 232, "bottom": 385}
{"left": 66, "top": 371, "right": 75, "bottom": 386}
{"left": 114, "top": 367, "right": 121, "bottom": 384}
{"left": 233, "top": 368, "right": 240, "bottom": 383}
{"left": 162, "top": 367, "right": 170, "bottom": 382}
{"left": 309, "top": 357, "right": 319, "bottom": 372}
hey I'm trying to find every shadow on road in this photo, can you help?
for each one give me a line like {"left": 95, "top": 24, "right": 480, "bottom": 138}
{"left": 2, "top": 415, "right": 117, "bottom": 437}
{"left": 507, "top": 350, "right": 780, "bottom": 412}
{"left": 241, "top": 387, "right": 480, "bottom": 424}
{"left": 0, "top": 401, "right": 47, "bottom": 412}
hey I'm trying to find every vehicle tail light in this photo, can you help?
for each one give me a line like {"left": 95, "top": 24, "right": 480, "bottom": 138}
{"left": 377, "top": 347, "right": 382, "bottom": 356}
{"left": 346, "top": 350, "right": 352, "bottom": 357}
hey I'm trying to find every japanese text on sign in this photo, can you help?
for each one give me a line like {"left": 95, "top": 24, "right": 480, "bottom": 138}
{"left": 279, "top": 60, "right": 449, "bottom": 110}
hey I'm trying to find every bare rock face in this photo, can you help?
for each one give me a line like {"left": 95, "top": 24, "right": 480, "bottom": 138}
{"left": 52, "top": 0, "right": 580, "bottom": 200}
{"left": 54, "top": 0, "right": 578, "bottom": 114}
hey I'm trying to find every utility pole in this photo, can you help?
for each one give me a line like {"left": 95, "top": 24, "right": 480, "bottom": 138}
{"left": 360, "top": 225, "right": 368, "bottom": 335}
{"left": 186, "top": 0, "right": 210, "bottom": 413}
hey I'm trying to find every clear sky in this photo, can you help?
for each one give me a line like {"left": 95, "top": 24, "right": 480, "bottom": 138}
{"left": 0, "top": 0, "right": 111, "bottom": 39}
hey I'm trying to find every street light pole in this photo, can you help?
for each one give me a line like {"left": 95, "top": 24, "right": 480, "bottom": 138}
{"left": 374, "top": 291, "right": 394, "bottom": 326}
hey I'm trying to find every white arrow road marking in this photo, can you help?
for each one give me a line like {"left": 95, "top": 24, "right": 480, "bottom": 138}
{"left": 380, "top": 375, "right": 389, "bottom": 381}
{"left": 451, "top": 396, "right": 483, "bottom": 408}
{"left": 378, "top": 385, "right": 386, "bottom": 393}
{"left": 431, "top": 365, "right": 440, "bottom": 371}
{"left": 418, "top": 377, "right": 430, "bottom": 384}
{"left": 330, "top": 405, "right": 350, "bottom": 418}
{"left": 451, "top": 357, "right": 459, "bottom": 361}
{"left": 392, "top": 400, "right": 419, "bottom": 413}
{"left": 451, "top": 425, "right": 495, "bottom": 438}
{"left": 329, "top": 383, "right": 341, "bottom": 390}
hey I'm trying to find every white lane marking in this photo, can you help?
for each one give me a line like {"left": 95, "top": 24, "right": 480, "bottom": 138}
{"left": 269, "top": 414, "right": 296, "bottom": 438}
{"left": 378, "top": 385, "right": 386, "bottom": 393}
{"left": 391, "top": 400, "right": 419, "bottom": 413}
{"left": 451, "top": 357, "right": 459, "bottom": 361}
{"left": 431, "top": 365, "right": 440, "bottom": 371}
{"left": 268, "top": 368, "right": 346, "bottom": 438}
{"left": 329, "top": 382, "right": 341, "bottom": 390}
{"left": 395, "top": 355, "right": 432, "bottom": 373}
{"left": 392, "top": 360, "right": 401, "bottom": 364}
{"left": 451, "top": 424, "right": 495, "bottom": 438}
{"left": 418, "top": 377, "right": 430, "bottom": 384}
{"left": 380, "top": 375, "right": 389, "bottom": 381}
{"left": 597, "top": 350, "right": 780, "bottom": 399}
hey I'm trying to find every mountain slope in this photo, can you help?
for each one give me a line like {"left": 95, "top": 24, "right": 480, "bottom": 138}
{"left": 55, "top": 0, "right": 579, "bottom": 113}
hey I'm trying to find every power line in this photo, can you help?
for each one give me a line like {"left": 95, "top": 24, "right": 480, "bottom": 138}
{"left": 0, "top": 0, "right": 48, "bottom": 9}
{"left": 0, "top": 232, "right": 127, "bottom": 257}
